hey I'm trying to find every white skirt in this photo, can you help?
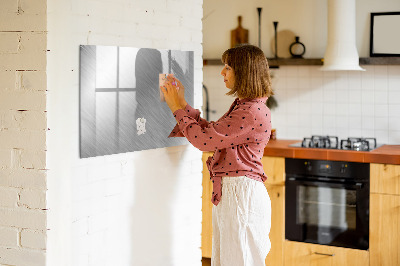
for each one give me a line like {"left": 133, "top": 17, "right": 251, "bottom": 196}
{"left": 212, "top": 176, "right": 271, "bottom": 266}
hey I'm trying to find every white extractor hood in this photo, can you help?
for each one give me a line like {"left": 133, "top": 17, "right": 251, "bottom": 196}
{"left": 320, "top": 0, "right": 365, "bottom": 71}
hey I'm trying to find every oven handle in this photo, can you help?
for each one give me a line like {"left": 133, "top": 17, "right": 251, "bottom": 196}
{"left": 286, "top": 177, "right": 364, "bottom": 189}
{"left": 314, "top": 252, "right": 335, "bottom": 257}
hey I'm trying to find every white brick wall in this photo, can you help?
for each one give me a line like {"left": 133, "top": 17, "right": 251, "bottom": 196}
{"left": 0, "top": 0, "right": 48, "bottom": 265}
{"left": 46, "top": 1, "right": 203, "bottom": 266}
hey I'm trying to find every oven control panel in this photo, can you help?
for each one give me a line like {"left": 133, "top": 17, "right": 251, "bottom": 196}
{"left": 286, "top": 158, "right": 369, "bottom": 180}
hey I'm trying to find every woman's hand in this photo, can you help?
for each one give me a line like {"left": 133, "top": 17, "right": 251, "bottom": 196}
{"left": 173, "top": 77, "right": 187, "bottom": 108}
{"left": 161, "top": 77, "right": 184, "bottom": 114}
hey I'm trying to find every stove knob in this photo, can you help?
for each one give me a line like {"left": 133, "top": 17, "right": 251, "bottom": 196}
{"left": 340, "top": 164, "right": 347, "bottom": 174}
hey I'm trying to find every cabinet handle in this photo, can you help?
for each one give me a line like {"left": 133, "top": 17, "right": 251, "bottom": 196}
{"left": 314, "top": 252, "right": 335, "bottom": 257}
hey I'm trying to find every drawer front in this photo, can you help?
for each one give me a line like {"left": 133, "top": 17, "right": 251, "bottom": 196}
{"left": 284, "top": 241, "right": 369, "bottom": 266}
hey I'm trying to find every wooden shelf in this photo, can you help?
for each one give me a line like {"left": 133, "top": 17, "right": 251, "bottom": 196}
{"left": 203, "top": 57, "right": 400, "bottom": 67}
{"left": 203, "top": 58, "right": 323, "bottom": 67}
{"left": 359, "top": 57, "right": 400, "bottom": 65}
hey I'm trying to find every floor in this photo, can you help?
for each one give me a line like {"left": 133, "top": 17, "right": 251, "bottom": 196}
{"left": 202, "top": 257, "right": 211, "bottom": 266}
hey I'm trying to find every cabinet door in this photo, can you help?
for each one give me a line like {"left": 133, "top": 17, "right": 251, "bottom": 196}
{"left": 284, "top": 241, "right": 369, "bottom": 266}
{"left": 202, "top": 152, "right": 213, "bottom": 258}
{"left": 370, "top": 193, "right": 400, "bottom": 266}
{"left": 264, "top": 184, "right": 284, "bottom": 266}
{"left": 261, "top": 156, "right": 285, "bottom": 185}
{"left": 370, "top": 163, "right": 400, "bottom": 195}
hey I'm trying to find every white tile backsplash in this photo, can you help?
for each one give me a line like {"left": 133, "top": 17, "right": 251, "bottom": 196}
{"left": 204, "top": 65, "right": 400, "bottom": 144}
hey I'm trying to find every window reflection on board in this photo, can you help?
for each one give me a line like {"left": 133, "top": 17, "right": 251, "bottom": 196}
{"left": 80, "top": 45, "right": 194, "bottom": 158}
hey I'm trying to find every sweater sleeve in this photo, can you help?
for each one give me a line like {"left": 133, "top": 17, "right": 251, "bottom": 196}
{"left": 168, "top": 104, "right": 211, "bottom": 137}
{"left": 172, "top": 106, "right": 256, "bottom": 152}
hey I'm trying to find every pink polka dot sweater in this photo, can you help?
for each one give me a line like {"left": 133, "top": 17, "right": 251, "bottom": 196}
{"left": 168, "top": 97, "right": 272, "bottom": 206}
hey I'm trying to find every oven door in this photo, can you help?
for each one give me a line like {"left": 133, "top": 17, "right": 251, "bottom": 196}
{"left": 285, "top": 177, "right": 369, "bottom": 250}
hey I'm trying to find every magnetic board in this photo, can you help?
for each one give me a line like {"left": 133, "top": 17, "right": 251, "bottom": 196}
{"left": 79, "top": 45, "right": 194, "bottom": 158}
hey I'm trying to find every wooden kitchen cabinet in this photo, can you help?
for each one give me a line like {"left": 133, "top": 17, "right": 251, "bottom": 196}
{"left": 201, "top": 154, "right": 286, "bottom": 266}
{"left": 370, "top": 193, "right": 400, "bottom": 266}
{"left": 370, "top": 163, "right": 400, "bottom": 195}
{"left": 262, "top": 156, "right": 285, "bottom": 266}
{"left": 370, "top": 163, "right": 400, "bottom": 266}
{"left": 264, "top": 184, "right": 285, "bottom": 266}
{"left": 202, "top": 152, "right": 213, "bottom": 258}
{"left": 284, "top": 241, "right": 369, "bottom": 266}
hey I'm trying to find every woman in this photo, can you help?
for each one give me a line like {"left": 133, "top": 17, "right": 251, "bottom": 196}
{"left": 161, "top": 44, "right": 273, "bottom": 266}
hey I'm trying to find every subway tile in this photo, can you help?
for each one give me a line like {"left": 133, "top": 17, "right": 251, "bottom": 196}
{"left": 361, "top": 90, "right": 375, "bottom": 104}
{"left": 362, "top": 116, "right": 375, "bottom": 130}
{"left": 348, "top": 74, "right": 362, "bottom": 90}
{"left": 298, "top": 77, "right": 310, "bottom": 89}
{"left": 336, "top": 90, "right": 349, "bottom": 103}
{"left": 311, "top": 102, "right": 323, "bottom": 113}
{"left": 323, "top": 115, "right": 336, "bottom": 129}
{"left": 374, "top": 90, "right": 388, "bottom": 104}
{"left": 348, "top": 116, "right": 362, "bottom": 129}
{"left": 374, "top": 65, "right": 388, "bottom": 78}
{"left": 348, "top": 90, "right": 362, "bottom": 103}
{"left": 361, "top": 129, "right": 375, "bottom": 138}
{"left": 388, "top": 65, "right": 400, "bottom": 76}
{"left": 311, "top": 87, "right": 323, "bottom": 101}
{"left": 361, "top": 104, "right": 375, "bottom": 116}
{"left": 285, "top": 66, "right": 298, "bottom": 77}
{"left": 388, "top": 117, "right": 400, "bottom": 131}
{"left": 375, "top": 104, "right": 389, "bottom": 117}
{"left": 323, "top": 103, "right": 336, "bottom": 115}
{"left": 349, "top": 128, "right": 362, "bottom": 137}
{"left": 374, "top": 130, "right": 389, "bottom": 144}
{"left": 388, "top": 131, "right": 400, "bottom": 144}
{"left": 348, "top": 103, "right": 362, "bottom": 116}
{"left": 323, "top": 86, "right": 336, "bottom": 103}
{"left": 298, "top": 67, "right": 311, "bottom": 78}
{"left": 310, "top": 66, "right": 324, "bottom": 77}
{"left": 388, "top": 104, "right": 400, "bottom": 117}
{"left": 336, "top": 115, "right": 348, "bottom": 129}
{"left": 374, "top": 77, "right": 388, "bottom": 91}
{"left": 388, "top": 91, "right": 400, "bottom": 104}
{"left": 336, "top": 103, "right": 349, "bottom": 116}
{"left": 286, "top": 77, "right": 299, "bottom": 89}
{"left": 374, "top": 117, "right": 389, "bottom": 131}
{"left": 388, "top": 75, "right": 400, "bottom": 91}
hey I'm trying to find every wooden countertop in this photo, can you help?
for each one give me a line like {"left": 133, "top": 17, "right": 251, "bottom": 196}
{"left": 263, "top": 139, "right": 400, "bottom": 165}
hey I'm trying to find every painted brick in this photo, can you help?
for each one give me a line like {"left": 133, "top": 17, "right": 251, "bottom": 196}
{"left": 0, "top": 227, "right": 19, "bottom": 247}
{"left": 0, "top": 6, "right": 46, "bottom": 32}
{"left": 0, "top": 129, "right": 46, "bottom": 150}
{"left": 0, "top": 0, "right": 18, "bottom": 13}
{"left": 0, "top": 32, "right": 47, "bottom": 71}
{"left": 0, "top": 32, "right": 20, "bottom": 54}
{"left": 19, "top": 0, "right": 47, "bottom": 15}
{"left": 0, "top": 247, "right": 45, "bottom": 266}
{"left": 0, "top": 149, "right": 11, "bottom": 169}
{"left": 20, "top": 149, "right": 46, "bottom": 170}
{"left": 16, "top": 70, "right": 47, "bottom": 91}
{"left": 0, "top": 71, "right": 16, "bottom": 91}
{"left": 1, "top": 110, "right": 46, "bottom": 130}
{"left": 87, "top": 212, "right": 109, "bottom": 233}
{"left": 181, "top": 16, "right": 202, "bottom": 30}
{"left": 0, "top": 208, "right": 46, "bottom": 230}
{"left": 0, "top": 90, "right": 46, "bottom": 111}
{"left": 0, "top": 187, "right": 19, "bottom": 208}
{"left": 19, "top": 189, "right": 46, "bottom": 209}
{"left": 20, "top": 229, "right": 46, "bottom": 249}
{"left": 0, "top": 169, "right": 46, "bottom": 190}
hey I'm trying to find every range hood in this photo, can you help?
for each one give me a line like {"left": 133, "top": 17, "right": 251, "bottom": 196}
{"left": 320, "top": 0, "right": 365, "bottom": 71}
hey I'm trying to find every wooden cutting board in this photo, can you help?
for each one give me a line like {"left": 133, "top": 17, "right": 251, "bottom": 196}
{"left": 231, "top": 16, "right": 249, "bottom": 48}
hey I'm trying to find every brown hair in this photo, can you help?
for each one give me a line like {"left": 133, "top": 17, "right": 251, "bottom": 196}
{"left": 221, "top": 44, "right": 273, "bottom": 99}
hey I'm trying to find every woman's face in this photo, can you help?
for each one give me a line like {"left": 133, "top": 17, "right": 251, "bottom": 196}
{"left": 220, "top": 64, "right": 235, "bottom": 89}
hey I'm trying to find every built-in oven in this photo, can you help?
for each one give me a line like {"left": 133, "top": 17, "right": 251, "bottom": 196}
{"left": 285, "top": 158, "right": 369, "bottom": 250}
